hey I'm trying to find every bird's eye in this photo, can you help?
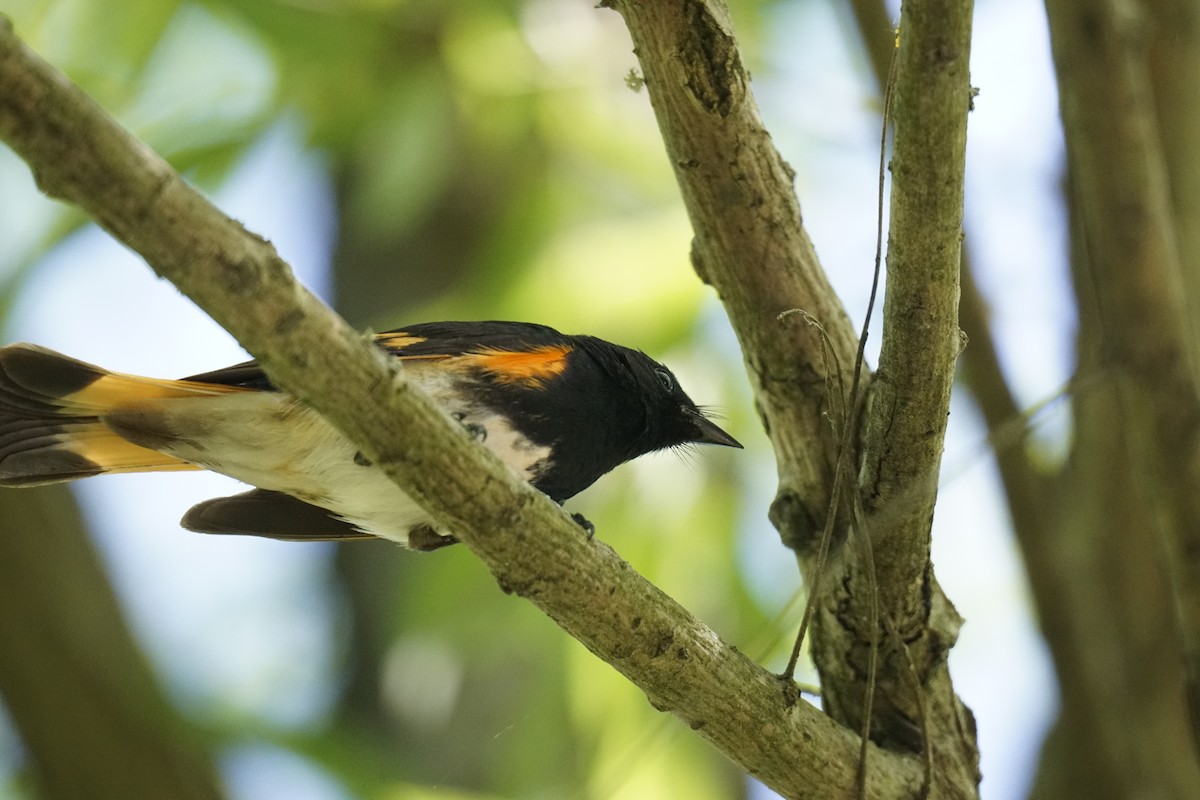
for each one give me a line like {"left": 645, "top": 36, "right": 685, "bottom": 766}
{"left": 654, "top": 369, "right": 674, "bottom": 392}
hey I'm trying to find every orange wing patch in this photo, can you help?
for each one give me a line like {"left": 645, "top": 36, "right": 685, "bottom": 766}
{"left": 463, "top": 345, "right": 572, "bottom": 386}
{"left": 378, "top": 336, "right": 571, "bottom": 386}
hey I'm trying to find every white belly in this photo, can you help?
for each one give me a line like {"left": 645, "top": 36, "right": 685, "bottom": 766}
{"left": 120, "top": 388, "right": 552, "bottom": 545}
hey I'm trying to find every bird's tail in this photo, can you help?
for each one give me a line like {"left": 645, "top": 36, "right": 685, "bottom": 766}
{"left": 0, "top": 344, "right": 240, "bottom": 486}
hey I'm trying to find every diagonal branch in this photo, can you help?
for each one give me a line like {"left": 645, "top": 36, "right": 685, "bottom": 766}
{"left": 956, "top": 260, "right": 1054, "bottom": 537}
{"left": 0, "top": 16, "right": 928, "bottom": 799}
{"left": 602, "top": 0, "right": 860, "bottom": 559}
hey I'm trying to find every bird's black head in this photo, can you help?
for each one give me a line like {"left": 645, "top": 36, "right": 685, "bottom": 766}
{"left": 572, "top": 336, "right": 742, "bottom": 459}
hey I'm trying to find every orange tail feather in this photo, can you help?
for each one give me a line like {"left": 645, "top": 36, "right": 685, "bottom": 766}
{"left": 0, "top": 344, "right": 245, "bottom": 486}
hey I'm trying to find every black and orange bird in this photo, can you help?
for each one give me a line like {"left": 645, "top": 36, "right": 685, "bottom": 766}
{"left": 0, "top": 321, "right": 740, "bottom": 549}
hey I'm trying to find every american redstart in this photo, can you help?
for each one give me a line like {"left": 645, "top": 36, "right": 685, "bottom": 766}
{"left": 0, "top": 321, "right": 740, "bottom": 549}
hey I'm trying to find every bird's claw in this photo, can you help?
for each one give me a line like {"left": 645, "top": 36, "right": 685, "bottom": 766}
{"left": 571, "top": 513, "right": 596, "bottom": 539}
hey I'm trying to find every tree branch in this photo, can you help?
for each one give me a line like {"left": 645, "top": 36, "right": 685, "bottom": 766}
{"left": 806, "top": 1, "right": 980, "bottom": 785}
{"left": 849, "top": 0, "right": 1053, "bottom": 551}
{"left": 602, "top": 0, "right": 860, "bottom": 557}
{"left": 858, "top": 0, "right": 971, "bottom": 642}
{"left": 1146, "top": 0, "right": 1200, "bottom": 334}
{"left": 1048, "top": 0, "right": 1200, "bottom": 724}
{"left": 1036, "top": 0, "right": 1200, "bottom": 792}
{"left": 0, "top": 16, "right": 930, "bottom": 799}
{"left": 606, "top": 0, "right": 979, "bottom": 793}
{"left": 956, "top": 260, "right": 1054, "bottom": 536}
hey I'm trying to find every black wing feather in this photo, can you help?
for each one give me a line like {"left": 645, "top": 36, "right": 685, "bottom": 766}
{"left": 181, "top": 488, "right": 374, "bottom": 541}
{"left": 180, "top": 321, "right": 573, "bottom": 389}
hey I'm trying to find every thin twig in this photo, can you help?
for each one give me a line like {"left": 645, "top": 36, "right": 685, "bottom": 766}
{"left": 777, "top": 310, "right": 846, "bottom": 680}
{"left": 781, "top": 26, "right": 899, "bottom": 684}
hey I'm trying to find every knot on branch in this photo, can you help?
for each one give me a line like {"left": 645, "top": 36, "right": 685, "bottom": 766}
{"left": 770, "top": 487, "right": 844, "bottom": 555}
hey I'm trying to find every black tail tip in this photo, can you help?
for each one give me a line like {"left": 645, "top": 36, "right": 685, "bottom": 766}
{"left": 0, "top": 449, "right": 103, "bottom": 487}
{"left": 0, "top": 344, "right": 105, "bottom": 403}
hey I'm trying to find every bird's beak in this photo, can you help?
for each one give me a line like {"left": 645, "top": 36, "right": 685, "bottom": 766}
{"left": 687, "top": 409, "right": 743, "bottom": 449}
